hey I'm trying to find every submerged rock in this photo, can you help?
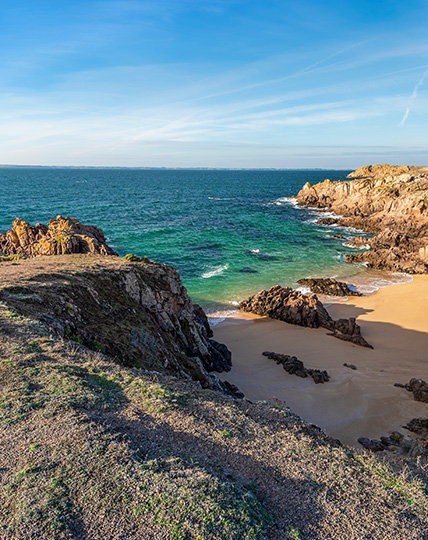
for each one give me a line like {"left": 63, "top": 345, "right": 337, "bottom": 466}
{"left": 0, "top": 216, "right": 117, "bottom": 258}
{"left": 297, "top": 277, "right": 362, "bottom": 297}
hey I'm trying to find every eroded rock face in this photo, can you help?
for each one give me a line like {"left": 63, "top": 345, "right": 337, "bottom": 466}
{"left": 262, "top": 351, "right": 330, "bottom": 383}
{"left": 240, "top": 285, "right": 372, "bottom": 348}
{"left": 0, "top": 216, "right": 117, "bottom": 257}
{"left": 297, "top": 164, "right": 428, "bottom": 274}
{"left": 0, "top": 255, "right": 231, "bottom": 388}
{"left": 297, "top": 277, "right": 361, "bottom": 297}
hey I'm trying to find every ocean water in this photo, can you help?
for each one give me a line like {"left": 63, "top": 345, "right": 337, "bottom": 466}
{"left": 0, "top": 167, "right": 410, "bottom": 314}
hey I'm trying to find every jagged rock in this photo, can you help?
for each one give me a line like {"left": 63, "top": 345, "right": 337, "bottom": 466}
{"left": 403, "top": 418, "right": 428, "bottom": 436}
{"left": 221, "top": 380, "right": 245, "bottom": 399}
{"left": 207, "top": 339, "right": 232, "bottom": 372}
{"left": 357, "top": 437, "right": 385, "bottom": 452}
{"left": 262, "top": 351, "right": 330, "bottom": 383}
{"left": 316, "top": 217, "right": 339, "bottom": 226}
{"left": 400, "top": 378, "right": 428, "bottom": 403}
{"left": 0, "top": 216, "right": 117, "bottom": 258}
{"left": 297, "top": 277, "right": 361, "bottom": 297}
{"left": 347, "top": 236, "right": 370, "bottom": 248}
{"left": 329, "top": 318, "right": 373, "bottom": 349}
{"left": 240, "top": 285, "right": 372, "bottom": 348}
{"left": 297, "top": 164, "right": 428, "bottom": 274}
{"left": 358, "top": 429, "right": 428, "bottom": 457}
{"left": 343, "top": 363, "right": 357, "bottom": 370}
{"left": 193, "top": 303, "right": 214, "bottom": 338}
{"left": 330, "top": 234, "right": 345, "bottom": 239}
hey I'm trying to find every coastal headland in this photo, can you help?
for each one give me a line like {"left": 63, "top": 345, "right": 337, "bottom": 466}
{"left": 1, "top": 165, "right": 428, "bottom": 538}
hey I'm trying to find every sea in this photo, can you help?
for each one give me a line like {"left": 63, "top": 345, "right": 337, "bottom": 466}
{"left": 0, "top": 167, "right": 411, "bottom": 320}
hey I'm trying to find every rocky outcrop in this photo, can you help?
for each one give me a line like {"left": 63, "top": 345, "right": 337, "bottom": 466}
{"left": 239, "top": 285, "right": 372, "bottom": 348}
{"left": 359, "top": 428, "right": 428, "bottom": 458}
{"left": 297, "top": 277, "right": 361, "bottom": 297}
{"left": 262, "top": 351, "right": 330, "bottom": 383}
{"left": 395, "top": 378, "right": 428, "bottom": 403}
{"left": 297, "top": 164, "right": 428, "bottom": 274}
{"left": 0, "top": 216, "right": 117, "bottom": 257}
{"left": 0, "top": 255, "right": 231, "bottom": 388}
{"left": 404, "top": 417, "right": 428, "bottom": 436}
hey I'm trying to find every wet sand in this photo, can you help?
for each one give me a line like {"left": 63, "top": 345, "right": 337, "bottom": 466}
{"left": 213, "top": 275, "right": 428, "bottom": 447}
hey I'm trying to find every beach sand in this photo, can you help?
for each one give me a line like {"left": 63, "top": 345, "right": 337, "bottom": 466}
{"left": 213, "top": 275, "right": 428, "bottom": 447}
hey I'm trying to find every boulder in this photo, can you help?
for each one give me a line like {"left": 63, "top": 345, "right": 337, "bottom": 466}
{"left": 0, "top": 216, "right": 117, "bottom": 258}
{"left": 239, "top": 285, "right": 334, "bottom": 330}
{"left": 402, "top": 378, "right": 428, "bottom": 403}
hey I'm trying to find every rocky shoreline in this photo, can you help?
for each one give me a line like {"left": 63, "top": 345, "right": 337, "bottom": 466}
{"left": 296, "top": 164, "right": 428, "bottom": 274}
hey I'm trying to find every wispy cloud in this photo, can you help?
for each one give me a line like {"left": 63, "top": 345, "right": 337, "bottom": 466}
{"left": 400, "top": 65, "right": 428, "bottom": 125}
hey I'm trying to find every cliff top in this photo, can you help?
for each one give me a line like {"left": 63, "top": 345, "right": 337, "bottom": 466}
{"left": 347, "top": 163, "right": 428, "bottom": 179}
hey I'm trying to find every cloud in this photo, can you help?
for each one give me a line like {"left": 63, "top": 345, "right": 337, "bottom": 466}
{"left": 400, "top": 65, "right": 428, "bottom": 125}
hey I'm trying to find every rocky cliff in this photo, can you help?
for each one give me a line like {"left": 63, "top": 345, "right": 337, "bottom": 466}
{"left": 0, "top": 254, "right": 231, "bottom": 389}
{"left": 296, "top": 164, "right": 428, "bottom": 273}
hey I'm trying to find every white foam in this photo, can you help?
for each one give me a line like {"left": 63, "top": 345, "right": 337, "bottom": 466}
{"left": 207, "top": 307, "right": 240, "bottom": 326}
{"left": 201, "top": 264, "right": 228, "bottom": 279}
{"left": 295, "top": 286, "right": 311, "bottom": 295}
{"left": 208, "top": 197, "right": 232, "bottom": 201}
{"left": 343, "top": 241, "right": 371, "bottom": 250}
{"left": 349, "top": 272, "right": 413, "bottom": 294}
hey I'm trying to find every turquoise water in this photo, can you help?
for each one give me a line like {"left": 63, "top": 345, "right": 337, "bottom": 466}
{"left": 0, "top": 167, "right": 374, "bottom": 309}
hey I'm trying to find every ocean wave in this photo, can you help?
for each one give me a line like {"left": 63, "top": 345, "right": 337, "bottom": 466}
{"left": 268, "top": 196, "right": 290, "bottom": 206}
{"left": 201, "top": 264, "right": 229, "bottom": 279}
{"left": 244, "top": 249, "right": 277, "bottom": 261}
{"left": 207, "top": 307, "right": 240, "bottom": 326}
{"left": 208, "top": 197, "right": 233, "bottom": 201}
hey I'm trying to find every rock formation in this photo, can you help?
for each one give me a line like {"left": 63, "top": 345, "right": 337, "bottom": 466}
{"left": 395, "top": 378, "right": 428, "bottom": 403}
{"left": 262, "top": 351, "right": 330, "bottom": 383}
{"left": 0, "top": 216, "right": 117, "bottom": 257}
{"left": 0, "top": 254, "right": 231, "bottom": 388}
{"left": 296, "top": 164, "right": 428, "bottom": 273}
{"left": 297, "top": 277, "right": 361, "bottom": 297}
{"left": 239, "top": 285, "right": 372, "bottom": 348}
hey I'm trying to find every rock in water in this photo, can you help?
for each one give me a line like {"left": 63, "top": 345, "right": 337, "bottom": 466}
{"left": 240, "top": 285, "right": 372, "bottom": 348}
{"left": 0, "top": 216, "right": 117, "bottom": 257}
{"left": 297, "top": 277, "right": 361, "bottom": 297}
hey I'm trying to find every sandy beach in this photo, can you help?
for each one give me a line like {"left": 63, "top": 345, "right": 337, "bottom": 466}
{"left": 214, "top": 276, "right": 428, "bottom": 447}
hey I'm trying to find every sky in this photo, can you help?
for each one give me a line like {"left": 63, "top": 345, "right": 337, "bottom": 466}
{"left": 1, "top": 0, "right": 428, "bottom": 168}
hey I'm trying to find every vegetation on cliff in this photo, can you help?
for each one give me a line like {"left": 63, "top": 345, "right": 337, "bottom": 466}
{"left": 1, "top": 301, "right": 428, "bottom": 539}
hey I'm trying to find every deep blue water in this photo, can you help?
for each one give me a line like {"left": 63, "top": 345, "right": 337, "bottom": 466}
{"left": 1, "top": 167, "right": 376, "bottom": 309}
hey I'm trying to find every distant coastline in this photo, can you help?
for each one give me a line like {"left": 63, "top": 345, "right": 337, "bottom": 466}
{"left": 0, "top": 164, "right": 342, "bottom": 171}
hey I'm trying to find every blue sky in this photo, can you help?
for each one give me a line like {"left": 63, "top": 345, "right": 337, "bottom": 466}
{"left": 1, "top": 0, "right": 428, "bottom": 168}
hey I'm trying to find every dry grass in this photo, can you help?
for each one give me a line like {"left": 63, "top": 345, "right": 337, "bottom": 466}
{"left": 1, "top": 302, "right": 428, "bottom": 539}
